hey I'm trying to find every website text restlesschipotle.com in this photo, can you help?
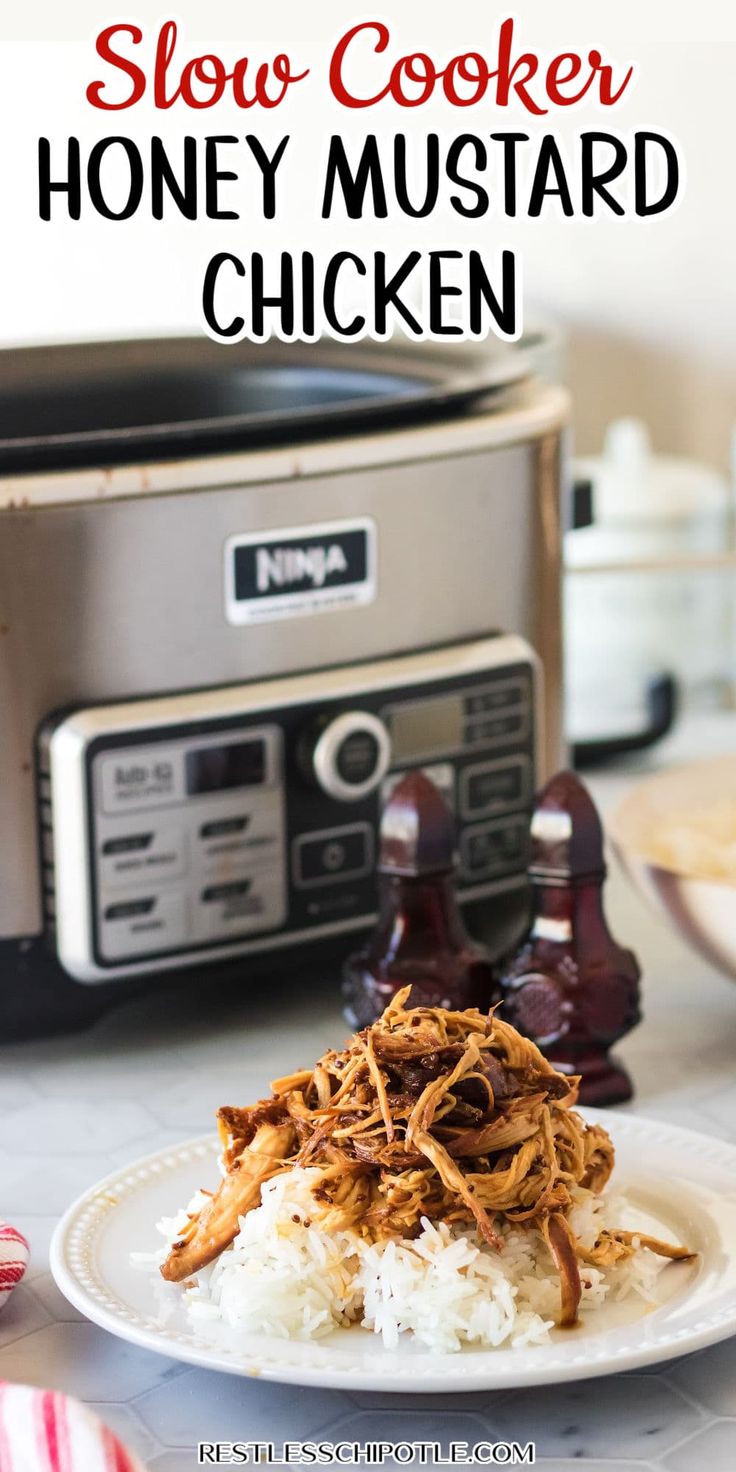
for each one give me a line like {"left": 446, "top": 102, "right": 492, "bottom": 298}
{"left": 197, "top": 1443, "right": 536, "bottom": 1465}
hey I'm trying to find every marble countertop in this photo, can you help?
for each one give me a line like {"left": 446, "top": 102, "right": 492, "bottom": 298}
{"left": 2, "top": 715, "right": 736, "bottom": 1472}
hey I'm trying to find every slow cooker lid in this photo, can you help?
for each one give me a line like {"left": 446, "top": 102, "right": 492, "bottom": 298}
{"left": 0, "top": 334, "right": 545, "bottom": 473}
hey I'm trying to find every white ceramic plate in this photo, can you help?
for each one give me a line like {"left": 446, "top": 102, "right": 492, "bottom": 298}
{"left": 51, "top": 1109, "right": 736, "bottom": 1392}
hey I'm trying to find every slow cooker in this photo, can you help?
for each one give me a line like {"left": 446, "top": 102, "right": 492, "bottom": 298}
{"left": 0, "top": 335, "right": 568, "bottom": 1035}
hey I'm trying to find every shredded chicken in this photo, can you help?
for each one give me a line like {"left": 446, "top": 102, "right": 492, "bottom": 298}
{"left": 160, "top": 1122, "right": 295, "bottom": 1282}
{"left": 160, "top": 989, "right": 693, "bottom": 1321}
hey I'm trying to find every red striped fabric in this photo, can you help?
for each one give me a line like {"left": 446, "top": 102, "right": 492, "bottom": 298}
{"left": 0, "top": 1223, "right": 145, "bottom": 1468}
{"left": 0, "top": 1385, "right": 13, "bottom": 1472}
{"left": 42, "top": 1391, "right": 63, "bottom": 1472}
{"left": 0, "top": 1223, "right": 29, "bottom": 1315}
{"left": 102, "top": 1423, "right": 136, "bottom": 1472}
{"left": 0, "top": 1383, "right": 147, "bottom": 1472}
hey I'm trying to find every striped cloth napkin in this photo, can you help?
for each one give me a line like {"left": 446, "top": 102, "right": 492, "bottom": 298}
{"left": 0, "top": 1383, "right": 147, "bottom": 1471}
{"left": 0, "top": 1225, "right": 28, "bottom": 1311}
{"left": 0, "top": 1223, "right": 146, "bottom": 1469}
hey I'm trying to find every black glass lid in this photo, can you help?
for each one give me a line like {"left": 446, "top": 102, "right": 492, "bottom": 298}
{"left": 0, "top": 334, "right": 545, "bottom": 473}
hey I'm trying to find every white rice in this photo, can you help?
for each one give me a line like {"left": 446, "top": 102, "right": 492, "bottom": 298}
{"left": 142, "top": 1167, "right": 668, "bottom": 1353}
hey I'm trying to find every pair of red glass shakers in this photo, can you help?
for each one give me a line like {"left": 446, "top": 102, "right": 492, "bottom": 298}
{"left": 343, "top": 769, "right": 640, "bottom": 1106}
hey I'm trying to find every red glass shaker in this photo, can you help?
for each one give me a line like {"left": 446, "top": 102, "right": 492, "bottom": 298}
{"left": 498, "top": 770, "right": 641, "bottom": 1105}
{"left": 342, "top": 771, "right": 498, "bottom": 1026}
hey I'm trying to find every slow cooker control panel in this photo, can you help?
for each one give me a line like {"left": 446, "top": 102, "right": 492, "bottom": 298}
{"left": 38, "top": 635, "right": 540, "bottom": 984}
{"left": 88, "top": 727, "right": 286, "bottom": 964}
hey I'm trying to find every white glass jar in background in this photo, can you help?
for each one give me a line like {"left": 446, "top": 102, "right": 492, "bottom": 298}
{"left": 565, "top": 419, "right": 732, "bottom": 750}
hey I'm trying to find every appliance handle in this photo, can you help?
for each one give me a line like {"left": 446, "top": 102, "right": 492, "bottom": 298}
{"left": 572, "top": 673, "right": 678, "bottom": 770}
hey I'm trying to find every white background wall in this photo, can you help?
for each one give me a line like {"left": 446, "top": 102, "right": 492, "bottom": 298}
{"left": 1, "top": 0, "right": 734, "bottom": 468}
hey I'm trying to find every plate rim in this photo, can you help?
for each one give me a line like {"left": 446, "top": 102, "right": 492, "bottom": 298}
{"left": 50, "top": 1107, "right": 736, "bottom": 1392}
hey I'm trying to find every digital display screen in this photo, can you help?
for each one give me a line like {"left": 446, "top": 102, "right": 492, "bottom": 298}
{"left": 389, "top": 697, "right": 463, "bottom": 760}
{"left": 185, "top": 740, "right": 265, "bottom": 795}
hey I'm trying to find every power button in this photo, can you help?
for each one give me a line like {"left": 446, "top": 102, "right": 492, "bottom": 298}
{"left": 294, "top": 824, "right": 374, "bottom": 888}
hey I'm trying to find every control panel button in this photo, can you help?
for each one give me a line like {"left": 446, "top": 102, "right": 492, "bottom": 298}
{"left": 336, "top": 730, "right": 380, "bottom": 786}
{"left": 463, "top": 712, "right": 527, "bottom": 747}
{"left": 103, "top": 833, "right": 152, "bottom": 855}
{"left": 464, "top": 683, "right": 524, "bottom": 715}
{"left": 199, "top": 816, "right": 249, "bottom": 839}
{"left": 198, "top": 799, "right": 279, "bottom": 873}
{"left": 192, "top": 870, "right": 286, "bottom": 941}
{"left": 460, "top": 757, "right": 531, "bottom": 822}
{"left": 99, "top": 891, "right": 187, "bottom": 960}
{"left": 294, "top": 824, "right": 373, "bottom": 888}
{"left": 98, "top": 821, "right": 187, "bottom": 888}
{"left": 460, "top": 817, "right": 529, "bottom": 881}
{"left": 309, "top": 711, "right": 391, "bottom": 802}
{"left": 104, "top": 897, "right": 156, "bottom": 920}
{"left": 201, "top": 879, "right": 253, "bottom": 904}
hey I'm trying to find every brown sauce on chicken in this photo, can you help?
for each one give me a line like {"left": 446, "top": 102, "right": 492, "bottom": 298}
{"left": 161, "top": 989, "right": 693, "bottom": 1324}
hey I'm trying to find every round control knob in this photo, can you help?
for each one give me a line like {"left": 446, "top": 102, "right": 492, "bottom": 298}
{"left": 310, "top": 711, "right": 392, "bottom": 803}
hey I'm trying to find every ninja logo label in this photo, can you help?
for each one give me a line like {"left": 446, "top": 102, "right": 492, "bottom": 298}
{"left": 256, "top": 542, "right": 349, "bottom": 591}
{"left": 225, "top": 520, "right": 376, "bottom": 624}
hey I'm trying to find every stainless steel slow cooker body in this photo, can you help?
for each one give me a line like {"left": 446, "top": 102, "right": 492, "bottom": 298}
{"left": 0, "top": 337, "right": 568, "bottom": 1035}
